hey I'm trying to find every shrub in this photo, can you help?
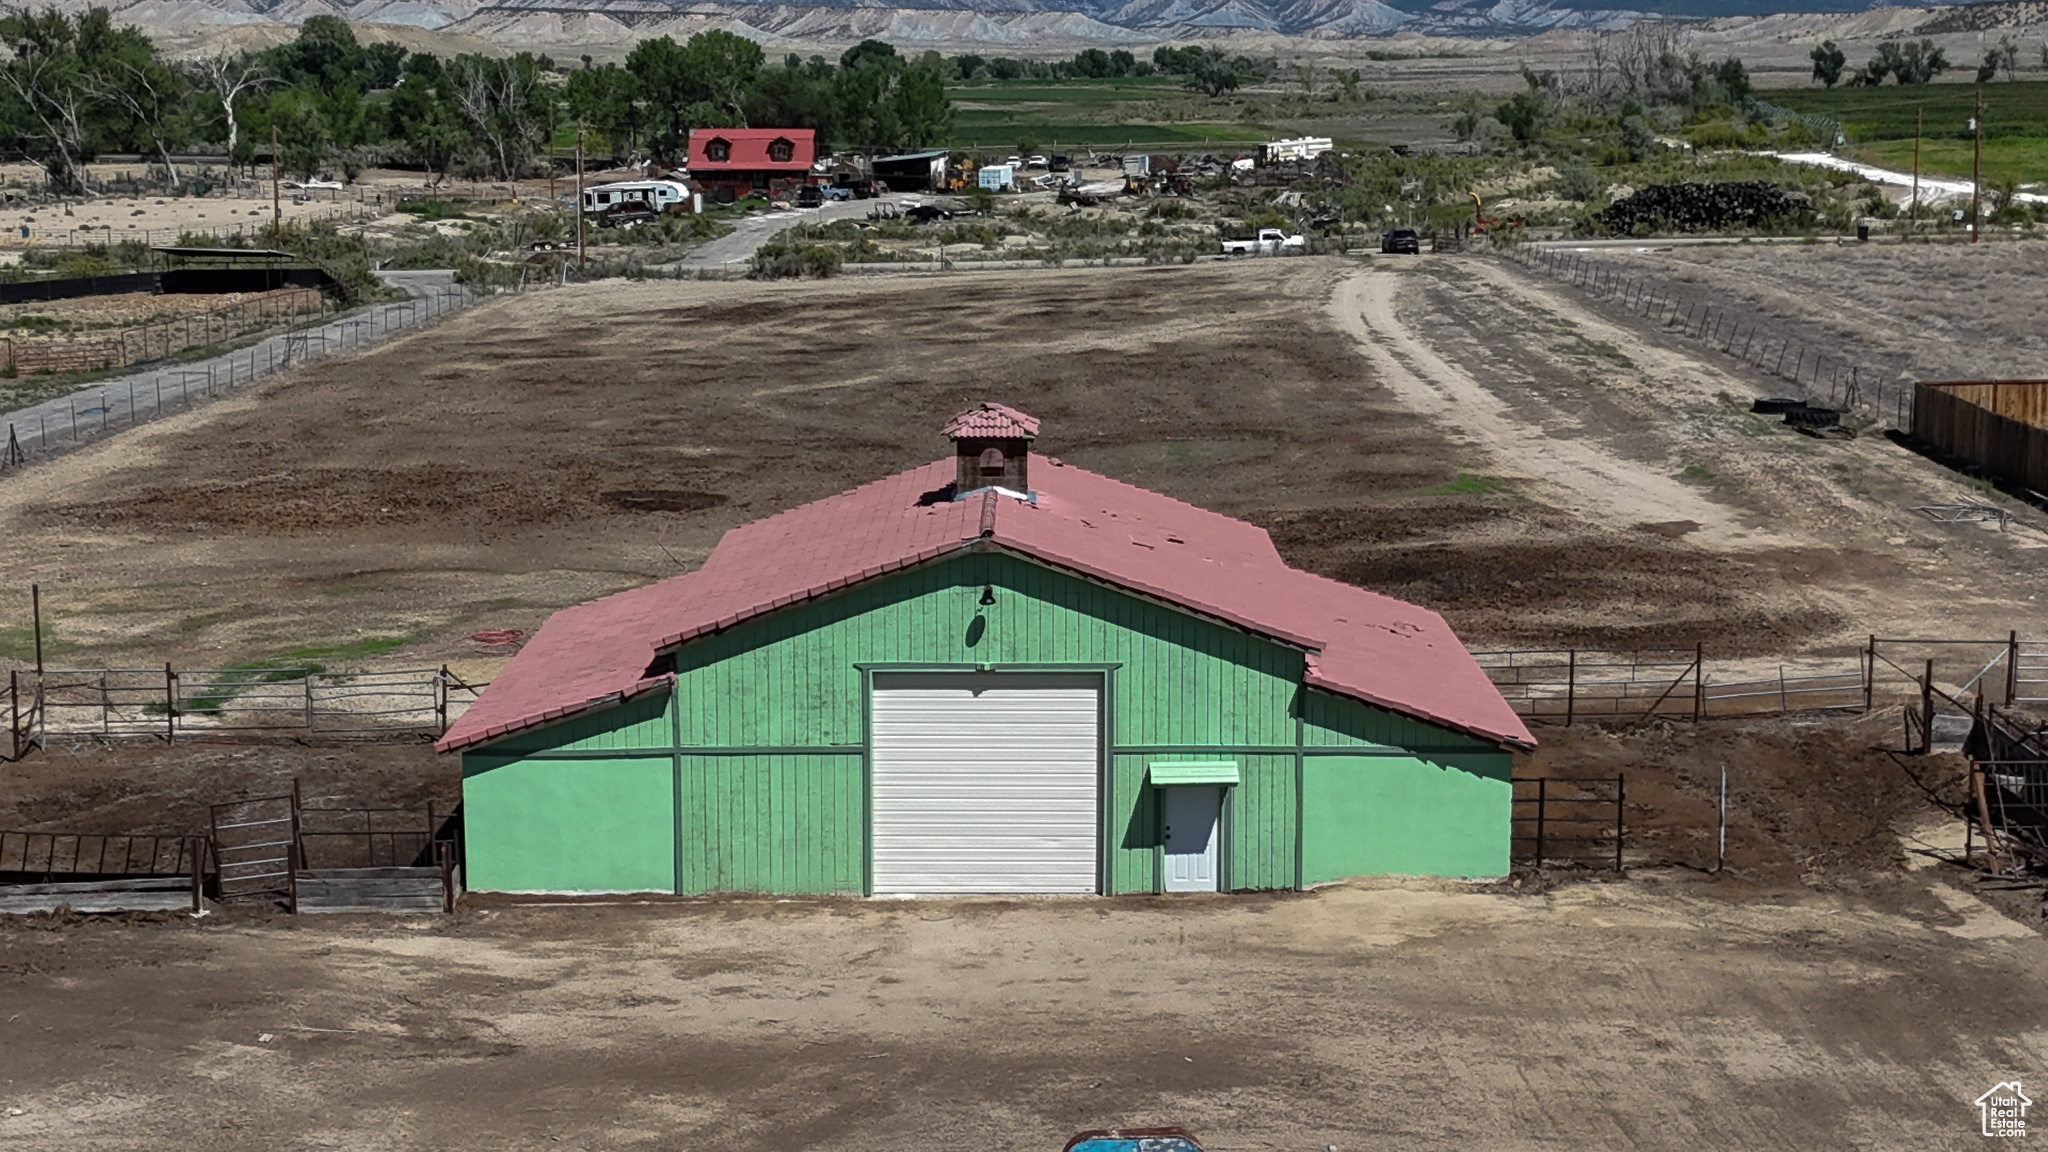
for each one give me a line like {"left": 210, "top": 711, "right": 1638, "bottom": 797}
{"left": 751, "top": 243, "right": 843, "bottom": 279}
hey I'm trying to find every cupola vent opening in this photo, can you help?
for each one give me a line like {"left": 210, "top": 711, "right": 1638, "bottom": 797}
{"left": 943, "top": 403, "right": 1039, "bottom": 496}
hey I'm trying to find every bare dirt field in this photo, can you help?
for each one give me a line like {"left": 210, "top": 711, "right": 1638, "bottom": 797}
{"left": 1, "top": 254, "right": 2042, "bottom": 684}
{"left": 0, "top": 239, "right": 2043, "bottom": 1151}
{"left": 2, "top": 862, "right": 2040, "bottom": 1151}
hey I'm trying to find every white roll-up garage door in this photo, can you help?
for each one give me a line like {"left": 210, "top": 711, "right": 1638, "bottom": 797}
{"left": 870, "top": 672, "right": 1102, "bottom": 895}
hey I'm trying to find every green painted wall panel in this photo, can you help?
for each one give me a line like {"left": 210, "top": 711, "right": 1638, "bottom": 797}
{"left": 669, "top": 552, "right": 1302, "bottom": 750}
{"left": 676, "top": 754, "right": 866, "bottom": 895}
{"left": 1227, "top": 754, "right": 1300, "bottom": 891}
{"left": 484, "top": 691, "right": 671, "bottom": 756}
{"left": 1300, "top": 752, "right": 1513, "bottom": 882}
{"left": 1108, "top": 754, "right": 1157, "bottom": 895}
{"left": 1301, "top": 689, "right": 1494, "bottom": 751}
{"left": 461, "top": 757, "right": 675, "bottom": 892}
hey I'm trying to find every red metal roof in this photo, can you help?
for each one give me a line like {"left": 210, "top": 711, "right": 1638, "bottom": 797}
{"left": 440, "top": 455, "right": 1535, "bottom": 754}
{"left": 686, "top": 128, "right": 815, "bottom": 173}
{"left": 943, "top": 402, "right": 1040, "bottom": 440}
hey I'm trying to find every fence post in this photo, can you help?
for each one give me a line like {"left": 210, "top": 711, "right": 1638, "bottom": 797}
{"left": 163, "top": 662, "right": 174, "bottom": 742}
{"left": 8, "top": 668, "right": 16, "bottom": 761}
{"left": 1864, "top": 635, "right": 1875, "bottom": 712}
{"left": 1920, "top": 659, "right": 1934, "bottom": 755}
{"left": 1565, "top": 648, "right": 1576, "bottom": 727}
{"left": 436, "top": 664, "right": 449, "bottom": 734}
{"left": 1693, "top": 642, "right": 1705, "bottom": 722}
{"left": 189, "top": 834, "right": 203, "bottom": 913}
{"left": 1614, "top": 773, "right": 1625, "bottom": 873}
{"left": 2009, "top": 630, "right": 2020, "bottom": 705}
{"left": 1534, "top": 777, "right": 1546, "bottom": 869}
{"left": 304, "top": 672, "right": 315, "bottom": 732}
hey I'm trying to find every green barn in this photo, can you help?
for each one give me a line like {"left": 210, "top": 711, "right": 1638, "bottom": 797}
{"left": 439, "top": 405, "right": 1534, "bottom": 896}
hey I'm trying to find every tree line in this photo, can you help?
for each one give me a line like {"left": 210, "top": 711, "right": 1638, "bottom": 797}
{"left": 0, "top": 9, "right": 957, "bottom": 195}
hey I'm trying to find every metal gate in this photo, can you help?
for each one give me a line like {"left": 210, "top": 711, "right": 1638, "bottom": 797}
{"left": 2018, "top": 641, "right": 2048, "bottom": 704}
{"left": 1511, "top": 775, "right": 1625, "bottom": 871}
{"left": 209, "top": 790, "right": 300, "bottom": 910}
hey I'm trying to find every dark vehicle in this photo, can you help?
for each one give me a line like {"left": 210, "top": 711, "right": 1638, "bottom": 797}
{"left": 835, "top": 179, "right": 885, "bottom": 200}
{"left": 1049, "top": 153, "right": 1071, "bottom": 173}
{"left": 1380, "top": 226, "right": 1421, "bottom": 254}
{"left": 905, "top": 204, "right": 952, "bottom": 224}
{"left": 597, "top": 199, "right": 660, "bottom": 229}
{"left": 795, "top": 185, "right": 824, "bottom": 208}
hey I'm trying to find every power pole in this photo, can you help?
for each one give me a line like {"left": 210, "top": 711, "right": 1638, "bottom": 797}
{"left": 1971, "top": 88, "right": 1984, "bottom": 244}
{"left": 575, "top": 128, "right": 585, "bottom": 271}
{"left": 271, "top": 122, "right": 281, "bottom": 240}
{"left": 1911, "top": 107, "right": 1922, "bottom": 226}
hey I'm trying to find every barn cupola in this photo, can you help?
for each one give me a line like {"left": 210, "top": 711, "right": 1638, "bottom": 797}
{"left": 943, "top": 402, "right": 1039, "bottom": 498}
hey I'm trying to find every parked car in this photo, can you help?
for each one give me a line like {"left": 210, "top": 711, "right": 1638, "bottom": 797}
{"left": 835, "top": 179, "right": 884, "bottom": 200}
{"left": 1026, "top": 154, "right": 1048, "bottom": 168}
{"left": 1049, "top": 153, "right": 1071, "bottom": 172}
{"left": 795, "top": 185, "right": 824, "bottom": 208}
{"left": 820, "top": 185, "right": 856, "bottom": 202}
{"left": 1380, "top": 226, "right": 1422, "bottom": 254}
{"left": 1218, "top": 227, "right": 1305, "bottom": 256}
{"left": 596, "top": 199, "right": 660, "bottom": 229}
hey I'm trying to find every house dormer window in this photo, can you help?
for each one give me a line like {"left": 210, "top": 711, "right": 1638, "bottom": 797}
{"left": 768, "top": 137, "right": 794, "bottom": 163}
{"left": 706, "top": 138, "right": 731, "bottom": 163}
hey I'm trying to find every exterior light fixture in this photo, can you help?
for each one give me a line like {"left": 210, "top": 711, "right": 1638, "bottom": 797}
{"left": 980, "top": 584, "right": 997, "bottom": 606}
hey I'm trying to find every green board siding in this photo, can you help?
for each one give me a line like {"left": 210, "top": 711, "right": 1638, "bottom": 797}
{"left": 461, "top": 756, "right": 675, "bottom": 892}
{"left": 483, "top": 691, "right": 671, "bottom": 756}
{"left": 461, "top": 550, "right": 1511, "bottom": 895}
{"left": 1301, "top": 689, "right": 1495, "bottom": 752}
{"left": 670, "top": 552, "right": 1301, "bottom": 749}
{"left": 1300, "top": 752, "right": 1513, "bottom": 882}
{"left": 677, "top": 754, "right": 866, "bottom": 895}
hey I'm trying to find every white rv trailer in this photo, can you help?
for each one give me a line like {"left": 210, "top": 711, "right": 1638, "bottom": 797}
{"left": 580, "top": 179, "right": 695, "bottom": 214}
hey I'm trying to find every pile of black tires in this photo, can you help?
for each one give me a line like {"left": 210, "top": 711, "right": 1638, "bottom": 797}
{"left": 1599, "top": 182, "right": 1810, "bottom": 235}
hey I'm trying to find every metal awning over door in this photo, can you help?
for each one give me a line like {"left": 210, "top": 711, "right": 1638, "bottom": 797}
{"left": 869, "top": 672, "right": 1102, "bottom": 895}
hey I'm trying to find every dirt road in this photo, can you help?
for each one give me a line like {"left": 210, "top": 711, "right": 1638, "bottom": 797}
{"left": 1, "top": 873, "right": 2037, "bottom": 1151}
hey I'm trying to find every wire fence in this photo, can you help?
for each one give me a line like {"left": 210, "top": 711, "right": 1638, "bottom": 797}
{"left": 0, "top": 287, "right": 321, "bottom": 375}
{"left": 1496, "top": 243, "right": 1913, "bottom": 431}
{"left": 1476, "top": 631, "right": 2044, "bottom": 727}
{"left": 0, "top": 283, "right": 486, "bottom": 473}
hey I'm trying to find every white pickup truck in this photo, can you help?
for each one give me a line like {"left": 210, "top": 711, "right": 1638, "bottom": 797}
{"left": 1219, "top": 228, "right": 1305, "bottom": 255}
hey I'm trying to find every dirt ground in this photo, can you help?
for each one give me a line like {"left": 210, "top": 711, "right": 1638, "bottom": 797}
{"left": 2, "top": 254, "right": 2042, "bottom": 682}
{"left": 0, "top": 866, "right": 2040, "bottom": 1151}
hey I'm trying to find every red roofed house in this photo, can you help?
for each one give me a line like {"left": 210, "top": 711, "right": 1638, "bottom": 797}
{"left": 686, "top": 127, "right": 816, "bottom": 201}
{"left": 443, "top": 404, "right": 1534, "bottom": 897}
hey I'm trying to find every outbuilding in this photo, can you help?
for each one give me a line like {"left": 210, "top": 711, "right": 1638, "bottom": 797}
{"left": 441, "top": 405, "right": 1534, "bottom": 896}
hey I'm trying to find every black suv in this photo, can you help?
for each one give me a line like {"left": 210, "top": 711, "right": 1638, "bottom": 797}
{"left": 1380, "top": 226, "right": 1421, "bottom": 254}
{"left": 795, "top": 185, "right": 824, "bottom": 208}
{"left": 597, "top": 200, "right": 660, "bottom": 229}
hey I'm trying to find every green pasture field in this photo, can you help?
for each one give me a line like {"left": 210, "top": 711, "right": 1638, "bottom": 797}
{"left": 1771, "top": 80, "right": 2048, "bottom": 141}
{"left": 948, "top": 77, "right": 1185, "bottom": 106}
{"left": 1771, "top": 80, "right": 2048, "bottom": 182}
{"left": 950, "top": 115, "right": 1271, "bottom": 148}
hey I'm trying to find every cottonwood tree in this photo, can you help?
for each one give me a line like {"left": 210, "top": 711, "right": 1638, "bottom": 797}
{"left": 1810, "top": 41, "right": 1846, "bottom": 88}
{"left": 0, "top": 6, "right": 103, "bottom": 194}
{"left": 681, "top": 29, "right": 763, "bottom": 127}
{"left": 447, "top": 52, "right": 546, "bottom": 181}
{"left": 88, "top": 23, "right": 192, "bottom": 189}
{"left": 191, "top": 49, "right": 270, "bottom": 175}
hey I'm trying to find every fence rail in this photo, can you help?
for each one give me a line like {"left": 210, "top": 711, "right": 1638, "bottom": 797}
{"left": 1479, "top": 633, "right": 2043, "bottom": 726}
{"left": 14, "top": 665, "right": 462, "bottom": 745}
{"left": 0, "top": 829, "right": 203, "bottom": 878}
{"left": 1512, "top": 775, "right": 1624, "bottom": 870}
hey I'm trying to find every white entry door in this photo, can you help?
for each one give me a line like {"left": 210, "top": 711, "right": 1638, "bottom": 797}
{"left": 869, "top": 672, "right": 1101, "bottom": 895}
{"left": 1161, "top": 786, "right": 1221, "bottom": 893}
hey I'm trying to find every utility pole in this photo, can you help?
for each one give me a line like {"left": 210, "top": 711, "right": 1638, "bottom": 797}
{"left": 271, "top": 123, "right": 282, "bottom": 240}
{"left": 1911, "top": 107, "right": 1922, "bottom": 226}
{"left": 575, "top": 128, "right": 585, "bottom": 271}
{"left": 1971, "top": 88, "right": 1984, "bottom": 244}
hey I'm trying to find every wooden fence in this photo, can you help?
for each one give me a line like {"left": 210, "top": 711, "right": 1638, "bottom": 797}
{"left": 1912, "top": 380, "right": 2048, "bottom": 498}
{"left": 1, "top": 287, "right": 321, "bottom": 375}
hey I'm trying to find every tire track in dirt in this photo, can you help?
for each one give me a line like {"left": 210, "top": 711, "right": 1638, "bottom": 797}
{"left": 1329, "top": 266, "right": 1788, "bottom": 551}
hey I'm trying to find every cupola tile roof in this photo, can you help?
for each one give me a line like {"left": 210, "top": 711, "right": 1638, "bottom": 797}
{"left": 440, "top": 407, "right": 1534, "bottom": 754}
{"left": 941, "top": 402, "right": 1040, "bottom": 440}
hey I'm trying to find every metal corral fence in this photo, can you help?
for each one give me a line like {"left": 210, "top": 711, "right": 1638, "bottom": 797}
{"left": 0, "top": 829, "right": 204, "bottom": 879}
{"left": 1476, "top": 632, "right": 2046, "bottom": 727}
{"left": 1, "top": 285, "right": 479, "bottom": 473}
{"left": 1512, "top": 775, "right": 1624, "bottom": 870}
{"left": 7, "top": 665, "right": 475, "bottom": 750}
{"left": 1495, "top": 244, "right": 1909, "bottom": 429}
{"left": 0, "top": 288, "right": 322, "bottom": 375}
